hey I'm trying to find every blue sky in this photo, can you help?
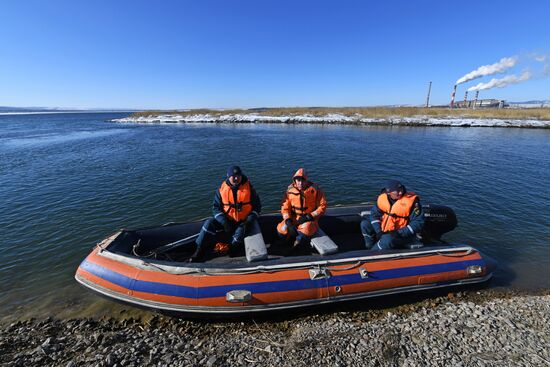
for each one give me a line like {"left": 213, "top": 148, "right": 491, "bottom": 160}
{"left": 1, "top": 0, "right": 549, "bottom": 109}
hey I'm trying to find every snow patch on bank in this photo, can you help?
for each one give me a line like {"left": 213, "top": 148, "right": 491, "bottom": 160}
{"left": 112, "top": 113, "right": 550, "bottom": 128}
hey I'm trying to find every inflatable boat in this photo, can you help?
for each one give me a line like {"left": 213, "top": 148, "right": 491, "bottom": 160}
{"left": 75, "top": 204, "right": 496, "bottom": 316}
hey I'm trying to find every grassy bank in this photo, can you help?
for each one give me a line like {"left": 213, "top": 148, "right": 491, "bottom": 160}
{"left": 131, "top": 107, "right": 550, "bottom": 120}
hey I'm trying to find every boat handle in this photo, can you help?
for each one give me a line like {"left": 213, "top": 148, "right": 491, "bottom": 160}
{"left": 309, "top": 266, "right": 330, "bottom": 280}
{"left": 226, "top": 290, "right": 252, "bottom": 303}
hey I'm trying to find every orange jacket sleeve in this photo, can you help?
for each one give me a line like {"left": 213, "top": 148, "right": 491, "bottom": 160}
{"left": 280, "top": 190, "right": 293, "bottom": 220}
{"left": 311, "top": 187, "right": 327, "bottom": 218}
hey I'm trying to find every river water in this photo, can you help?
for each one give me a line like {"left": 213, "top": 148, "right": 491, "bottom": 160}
{"left": 1, "top": 112, "right": 549, "bottom": 320}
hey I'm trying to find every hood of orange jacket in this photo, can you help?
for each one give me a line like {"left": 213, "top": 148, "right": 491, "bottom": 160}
{"left": 293, "top": 168, "right": 308, "bottom": 181}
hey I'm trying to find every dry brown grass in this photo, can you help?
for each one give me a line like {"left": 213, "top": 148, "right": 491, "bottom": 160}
{"left": 131, "top": 107, "right": 550, "bottom": 120}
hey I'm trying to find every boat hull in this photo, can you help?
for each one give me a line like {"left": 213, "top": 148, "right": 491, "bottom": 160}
{"left": 76, "top": 243, "right": 495, "bottom": 315}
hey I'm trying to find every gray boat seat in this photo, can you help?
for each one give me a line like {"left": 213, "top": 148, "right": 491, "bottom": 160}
{"left": 244, "top": 220, "right": 268, "bottom": 262}
{"left": 310, "top": 228, "right": 339, "bottom": 255}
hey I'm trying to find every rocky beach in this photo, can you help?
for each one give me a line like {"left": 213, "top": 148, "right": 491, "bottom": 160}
{"left": 1, "top": 289, "right": 548, "bottom": 367}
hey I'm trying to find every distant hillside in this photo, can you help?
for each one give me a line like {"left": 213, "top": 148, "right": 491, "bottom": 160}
{"left": 508, "top": 100, "right": 550, "bottom": 108}
{"left": 0, "top": 106, "right": 141, "bottom": 113}
{"left": 0, "top": 106, "right": 62, "bottom": 112}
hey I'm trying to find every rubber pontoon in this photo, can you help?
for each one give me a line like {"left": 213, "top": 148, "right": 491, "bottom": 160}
{"left": 75, "top": 204, "right": 496, "bottom": 315}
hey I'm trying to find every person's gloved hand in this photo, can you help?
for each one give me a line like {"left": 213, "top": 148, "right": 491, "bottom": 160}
{"left": 397, "top": 227, "right": 411, "bottom": 237}
{"left": 285, "top": 219, "right": 298, "bottom": 237}
{"left": 386, "top": 231, "right": 402, "bottom": 241}
{"left": 242, "top": 213, "right": 257, "bottom": 234}
{"left": 381, "top": 230, "right": 398, "bottom": 239}
{"left": 215, "top": 214, "right": 231, "bottom": 232}
{"left": 372, "top": 222, "right": 382, "bottom": 238}
{"left": 296, "top": 214, "right": 313, "bottom": 225}
{"left": 220, "top": 218, "right": 231, "bottom": 233}
{"left": 245, "top": 213, "right": 257, "bottom": 225}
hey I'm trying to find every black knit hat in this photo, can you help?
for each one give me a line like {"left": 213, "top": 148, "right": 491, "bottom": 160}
{"left": 227, "top": 165, "right": 242, "bottom": 177}
{"left": 384, "top": 179, "right": 404, "bottom": 192}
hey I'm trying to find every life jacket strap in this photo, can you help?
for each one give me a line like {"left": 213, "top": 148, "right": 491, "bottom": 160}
{"left": 291, "top": 205, "right": 308, "bottom": 213}
{"left": 223, "top": 201, "right": 252, "bottom": 211}
{"left": 381, "top": 210, "right": 409, "bottom": 220}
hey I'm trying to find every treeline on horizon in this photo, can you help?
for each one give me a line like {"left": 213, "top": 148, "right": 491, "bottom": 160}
{"left": 131, "top": 107, "right": 550, "bottom": 120}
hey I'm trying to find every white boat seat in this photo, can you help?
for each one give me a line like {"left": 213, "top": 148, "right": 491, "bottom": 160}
{"left": 310, "top": 228, "right": 339, "bottom": 255}
{"left": 244, "top": 220, "right": 268, "bottom": 262}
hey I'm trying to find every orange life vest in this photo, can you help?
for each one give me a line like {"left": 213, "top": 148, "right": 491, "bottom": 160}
{"left": 377, "top": 192, "right": 418, "bottom": 232}
{"left": 219, "top": 180, "right": 252, "bottom": 222}
{"left": 285, "top": 183, "right": 324, "bottom": 219}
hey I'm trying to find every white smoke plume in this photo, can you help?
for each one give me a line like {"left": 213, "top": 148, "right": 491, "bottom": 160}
{"left": 467, "top": 70, "right": 532, "bottom": 92}
{"left": 456, "top": 56, "right": 518, "bottom": 85}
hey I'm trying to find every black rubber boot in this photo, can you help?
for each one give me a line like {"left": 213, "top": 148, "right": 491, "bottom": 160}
{"left": 188, "top": 244, "right": 205, "bottom": 263}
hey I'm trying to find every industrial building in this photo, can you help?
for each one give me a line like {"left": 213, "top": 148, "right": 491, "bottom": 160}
{"left": 454, "top": 99, "right": 507, "bottom": 108}
{"left": 448, "top": 86, "right": 507, "bottom": 109}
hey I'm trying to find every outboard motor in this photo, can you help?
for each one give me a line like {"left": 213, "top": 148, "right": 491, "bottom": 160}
{"left": 421, "top": 204, "right": 457, "bottom": 243}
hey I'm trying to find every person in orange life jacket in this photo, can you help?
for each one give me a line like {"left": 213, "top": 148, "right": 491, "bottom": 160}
{"left": 276, "top": 168, "right": 327, "bottom": 252}
{"left": 360, "top": 180, "right": 424, "bottom": 250}
{"left": 190, "top": 165, "right": 261, "bottom": 262}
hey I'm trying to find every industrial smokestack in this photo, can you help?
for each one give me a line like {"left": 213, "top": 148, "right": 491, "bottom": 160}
{"left": 473, "top": 91, "right": 479, "bottom": 109}
{"left": 464, "top": 91, "right": 468, "bottom": 108}
{"left": 425, "top": 81, "right": 432, "bottom": 108}
{"left": 450, "top": 85, "right": 457, "bottom": 108}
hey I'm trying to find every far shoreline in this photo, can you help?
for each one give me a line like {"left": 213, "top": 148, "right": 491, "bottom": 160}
{"left": 111, "top": 107, "right": 550, "bottom": 129}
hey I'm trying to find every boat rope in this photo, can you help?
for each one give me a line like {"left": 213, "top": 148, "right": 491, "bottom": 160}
{"left": 139, "top": 261, "right": 170, "bottom": 272}
{"left": 127, "top": 247, "right": 476, "bottom": 275}
{"left": 200, "top": 268, "right": 280, "bottom": 275}
{"left": 132, "top": 240, "right": 155, "bottom": 258}
{"left": 190, "top": 261, "right": 365, "bottom": 276}
{"left": 436, "top": 248, "right": 474, "bottom": 257}
{"left": 326, "top": 261, "right": 362, "bottom": 271}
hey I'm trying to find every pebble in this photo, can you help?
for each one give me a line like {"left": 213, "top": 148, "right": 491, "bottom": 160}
{"left": 206, "top": 355, "right": 217, "bottom": 366}
{"left": 0, "top": 291, "right": 548, "bottom": 367}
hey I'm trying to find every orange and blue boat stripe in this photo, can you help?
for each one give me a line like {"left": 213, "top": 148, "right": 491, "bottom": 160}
{"left": 78, "top": 254, "right": 485, "bottom": 301}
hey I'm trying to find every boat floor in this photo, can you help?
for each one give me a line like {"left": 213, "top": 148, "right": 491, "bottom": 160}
{"left": 202, "top": 232, "right": 363, "bottom": 264}
{"left": 149, "top": 233, "right": 461, "bottom": 268}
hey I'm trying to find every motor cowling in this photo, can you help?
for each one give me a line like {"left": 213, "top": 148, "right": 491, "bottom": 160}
{"left": 421, "top": 204, "right": 457, "bottom": 243}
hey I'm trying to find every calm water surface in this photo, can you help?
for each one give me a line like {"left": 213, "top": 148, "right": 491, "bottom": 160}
{"left": 1, "top": 113, "right": 549, "bottom": 320}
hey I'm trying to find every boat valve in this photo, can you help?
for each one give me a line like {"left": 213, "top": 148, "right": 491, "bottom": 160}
{"left": 467, "top": 265, "right": 483, "bottom": 276}
{"left": 226, "top": 290, "right": 252, "bottom": 303}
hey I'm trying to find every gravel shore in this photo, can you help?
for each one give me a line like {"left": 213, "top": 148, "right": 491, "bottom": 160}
{"left": 1, "top": 290, "right": 548, "bottom": 367}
